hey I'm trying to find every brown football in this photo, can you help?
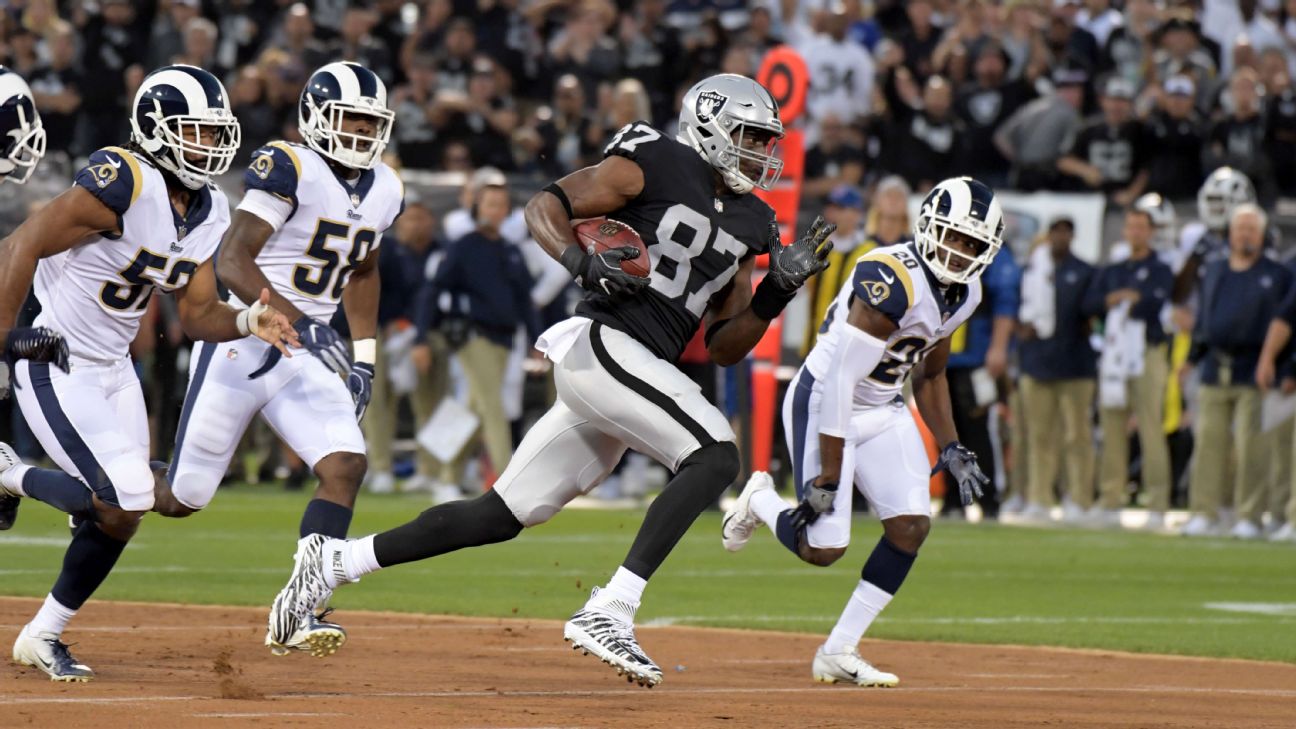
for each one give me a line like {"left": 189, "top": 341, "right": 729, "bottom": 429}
{"left": 573, "top": 217, "right": 651, "bottom": 278}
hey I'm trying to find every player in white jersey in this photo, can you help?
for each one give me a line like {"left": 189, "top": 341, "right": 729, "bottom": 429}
{"left": 0, "top": 65, "right": 296, "bottom": 682}
{"left": 151, "top": 62, "right": 403, "bottom": 656}
{"left": 722, "top": 177, "right": 1004, "bottom": 687}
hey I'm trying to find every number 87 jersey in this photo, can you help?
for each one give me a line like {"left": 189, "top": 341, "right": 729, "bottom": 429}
{"left": 236, "top": 140, "right": 404, "bottom": 319}
{"left": 806, "top": 242, "right": 982, "bottom": 408}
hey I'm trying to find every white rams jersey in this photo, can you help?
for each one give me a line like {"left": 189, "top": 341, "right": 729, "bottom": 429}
{"left": 34, "top": 146, "right": 228, "bottom": 362}
{"left": 805, "top": 242, "right": 983, "bottom": 408}
{"left": 236, "top": 141, "right": 404, "bottom": 321}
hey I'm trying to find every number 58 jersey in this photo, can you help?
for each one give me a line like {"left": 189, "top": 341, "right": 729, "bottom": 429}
{"left": 34, "top": 147, "right": 229, "bottom": 363}
{"left": 236, "top": 141, "right": 404, "bottom": 320}
{"left": 806, "top": 242, "right": 982, "bottom": 409}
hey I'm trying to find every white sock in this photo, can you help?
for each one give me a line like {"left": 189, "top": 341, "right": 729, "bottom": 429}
{"left": 597, "top": 566, "right": 647, "bottom": 607}
{"left": 749, "top": 488, "right": 790, "bottom": 528}
{"left": 26, "top": 594, "right": 76, "bottom": 638}
{"left": 1, "top": 463, "right": 31, "bottom": 494}
{"left": 339, "top": 535, "right": 381, "bottom": 584}
{"left": 824, "top": 580, "right": 893, "bottom": 654}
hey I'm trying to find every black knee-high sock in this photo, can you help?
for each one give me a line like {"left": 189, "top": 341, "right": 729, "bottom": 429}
{"left": 373, "top": 490, "right": 523, "bottom": 567}
{"left": 300, "top": 499, "right": 353, "bottom": 538}
{"left": 50, "top": 522, "right": 128, "bottom": 611}
{"left": 622, "top": 442, "right": 740, "bottom": 580}
{"left": 21, "top": 468, "right": 95, "bottom": 519}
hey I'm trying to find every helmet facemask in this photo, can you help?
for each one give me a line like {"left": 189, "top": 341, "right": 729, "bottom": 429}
{"left": 0, "top": 100, "right": 45, "bottom": 185}
{"left": 301, "top": 96, "right": 393, "bottom": 171}
{"left": 915, "top": 212, "right": 1001, "bottom": 285}
{"left": 136, "top": 103, "right": 241, "bottom": 189}
{"left": 716, "top": 120, "right": 783, "bottom": 194}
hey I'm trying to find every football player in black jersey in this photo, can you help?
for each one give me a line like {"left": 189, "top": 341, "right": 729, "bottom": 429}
{"left": 266, "top": 74, "right": 835, "bottom": 687}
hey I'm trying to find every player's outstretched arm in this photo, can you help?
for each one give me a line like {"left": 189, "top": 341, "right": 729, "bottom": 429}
{"left": 704, "top": 217, "right": 835, "bottom": 366}
{"left": 0, "top": 185, "right": 118, "bottom": 338}
{"left": 216, "top": 210, "right": 308, "bottom": 323}
{"left": 173, "top": 259, "right": 298, "bottom": 354}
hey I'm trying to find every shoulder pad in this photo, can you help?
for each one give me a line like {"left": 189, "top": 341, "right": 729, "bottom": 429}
{"left": 74, "top": 147, "right": 143, "bottom": 216}
{"left": 244, "top": 142, "right": 303, "bottom": 204}
{"left": 603, "top": 120, "right": 671, "bottom": 164}
{"left": 852, "top": 252, "right": 917, "bottom": 325}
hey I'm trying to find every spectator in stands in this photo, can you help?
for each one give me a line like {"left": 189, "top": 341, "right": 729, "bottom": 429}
{"left": 1046, "top": 0, "right": 1101, "bottom": 72}
{"left": 941, "top": 233, "right": 1021, "bottom": 520}
{"left": 620, "top": 0, "right": 687, "bottom": 125}
{"left": 1144, "top": 75, "right": 1206, "bottom": 200}
{"left": 897, "top": 0, "right": 942, "bottom": 82}
{"left": 365, "top": 201, "right": 450, "bottom": 496}
{"left": 955, "top": 41, "right": 1036, "bottom": 188}
{"left": 1076, "top": 0, "right": 1124, "bottom": 49}
{"left": 1184, "top": 205, "right": 1292, "bottom": 539}
{"left": 415, "top": 182, "right": 539, "bottom": 480}
{"left": 803, "top": 114, "right": 867, "bottom": 200}
{"left": 270, "top": 2, "right": 329, "bottom": 72}
{"left": 77, "top": 0, "right": 145, "bottom": 152}
{"left": 28, "top": 20, "right": 82, "bottom": 157}
{"left": 1017, "top": 217, "right": 1101, "bottom": 523}
{"left": 994, "top": 67, "right": 1086, "bottom": 191}
{"left": 606, "top": 77, "right": 652, "bottom": 133}
{"left": 1264, "top": 63, "right": 1296, "bottom": 196}
{"left": 400, "top": 0, "right": 453, "bottom": 73}
{"left": 1089, "top": 207, "right": 1174, "bottom": 528}
{"left": 174, "top": 17, "right": 226, "bottom": 80}
{"left": 529, "top": 74, "right": 602, "bottom": 179}
{"left": 1001, "top": 0, "right": 1050, "bottom": 81}
{"left": 147, "top": 0, "right": 201, "bottom": 70}
{"left": 809, "top": 184, "right": 872, "bottom": 338}
{"left": 1149, "top": 14, "right": 1215, "bottom": 100}
{"left": 229, "top": 66, "right": 277, "bottom": 166}
{"left": 1101, "top": 0, "right": 1159, "bottom": 85}
{"left": 796, "top": 2, "right": 875, "bottom": 140}
{"left": 1206, "top": 68, "right": 1275, "bottom": 204}
{"left": 391, "top": 53, "right": 446, "bottom": 170}
{"left": 332, "top": 3, "right": 394, "bottom": 85}
{"left": 437, "top": 17, "right": 479, "bottom": 94}
{"left": 547, "top": 2, "right": 621, "bottom": 101}
{"left": 1057, "top": 75, "right": 1147, "bottom": 204}
{"left": 890, "top": 74, "right": 963, "bottom": 190}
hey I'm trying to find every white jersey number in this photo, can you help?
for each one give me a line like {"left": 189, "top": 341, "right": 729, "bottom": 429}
{"left": 100, "top": 249, "right": 199, "bottom": 311}
{"left": 651, "top": 203, "right": 748, "bottom": 317}
{"left": 605, "top": 123, "right": 661, "bottom": 155}
{"left": 293, "top": 219, "right": 378, "bottom": 300}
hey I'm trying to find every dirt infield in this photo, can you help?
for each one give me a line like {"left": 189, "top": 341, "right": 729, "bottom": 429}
{"left": 1, "top": 597, "right": 1293, "bottom": 729}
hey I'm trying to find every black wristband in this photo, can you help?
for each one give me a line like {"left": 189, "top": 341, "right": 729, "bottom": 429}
{"left": 750, "top": 278, "right": 796, "bottom": 320}
{"left": 543, "top": 182, "right": 575, "bottom": 220}
{"left": 560, "top": 244, "right": 589, "bottom": 279}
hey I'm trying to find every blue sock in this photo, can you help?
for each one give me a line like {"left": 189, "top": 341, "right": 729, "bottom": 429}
{"left": 300, "top": 498, "right": 353, "bottom": 538}
{"left": 774, "top": 509, "right": 802, "bottom": 555}
{"left": 861, "top": 537, "right": 916, "bottom": 595}
{"left": 51, "top": 522, "right": 128, "bottom": 610}
{"left": 22, "top": 469, "right": 95, "bottom": 520}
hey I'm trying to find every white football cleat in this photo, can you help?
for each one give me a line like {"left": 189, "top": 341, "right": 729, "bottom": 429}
{"left": 1060, "top": 499, "right": 1087, "bottom": 524}
{"left": 564, "top": 587, "right": 662, "bottom": 688}
{"left": 722, "top": 471, "right": 776, "bottom": 552}
{"left": 1269, "top": 522, "right": 1296, "bottom": 542}
{"left": 1017, "top": 503, "right": 1053, "bottom": 524}
{"left": 266, "top": 534, "right": 351, "bottom": 656}
{"left": 812, "top": 645, "right": 898, "bottom": 687}
{"left": 1229, "top": 519, "right": 1262, "bottom": 540}
{"left": 366, "top": 471, "right": 395, "bottom": 495}
{"left": 13, "top": 627, "right": 94, "bottom": 682}
{"left": 1181, "top": 514, "right": 1219, "bottom": 537}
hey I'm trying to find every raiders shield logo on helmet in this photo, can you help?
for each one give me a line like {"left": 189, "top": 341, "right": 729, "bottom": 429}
{"left": 696, "top": 90, "right": 729, "bottom": 124}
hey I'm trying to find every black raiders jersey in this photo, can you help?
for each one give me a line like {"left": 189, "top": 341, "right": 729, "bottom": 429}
{"left": 576, "top": 121, "right": 777, "bottom": 362}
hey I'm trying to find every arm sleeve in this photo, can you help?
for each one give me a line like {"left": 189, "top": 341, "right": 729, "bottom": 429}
{"left": 818, "top": 323, "right": 890, "bottom": 438}
{"left": 850, "top": 256, "right": 914, "bottom": 326}
{"left": 236, "top": 189, "right": 295, "bottom": 231}
{"left": 74, "top": 147, "right": 141, "bottom": 217}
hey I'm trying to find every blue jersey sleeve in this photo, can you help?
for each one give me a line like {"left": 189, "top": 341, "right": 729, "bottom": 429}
{"left": 851, "top": 256, "right": 913, "bottom": 325}
{"left": 74, "top": 147, "right": 142, "bottom": 217}
{"left": 244, "top": 142, "right": 302, "bottom": 212}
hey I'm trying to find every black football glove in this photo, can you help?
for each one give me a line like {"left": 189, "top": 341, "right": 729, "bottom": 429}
{"left": 1, "top": 327, "right": 71, "bottom": 399}
{"left": 766, "top": 216, "right": 835, "bottom": 293}
{"left": 931, "top": 442, "right": 990, "bottom": 506}
{"left": 788, "top": 478, "right": 838, "bottom": 532}
{"left": 561, "top": 245, "right": 649, "bottom": 299}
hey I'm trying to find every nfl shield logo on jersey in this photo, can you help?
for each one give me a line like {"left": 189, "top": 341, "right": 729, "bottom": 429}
{"left": 696, "top": 90, "right": 729, "bottom": 123}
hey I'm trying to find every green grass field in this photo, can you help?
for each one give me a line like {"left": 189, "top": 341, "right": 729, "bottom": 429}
{"left": 2, "top": 489, "right": 1294, "bottom": 663}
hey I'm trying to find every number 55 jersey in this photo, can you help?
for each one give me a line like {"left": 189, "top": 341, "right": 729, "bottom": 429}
{"left": 235, "top": 140, "right": 404, "bottom": 320}
{"left": 34, "top": 146, "right": 229, "bottom": 363}
{"left": 577, "top": 120, "right": 777, "bottom": 363}
{"left": 807, "top": 242, "right": 982, "bottom": 409}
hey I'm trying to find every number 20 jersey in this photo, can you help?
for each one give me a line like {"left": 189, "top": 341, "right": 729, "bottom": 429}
{"left": 806, "top": 242, "right": 982, "bottom": 408}
{"left": 34, "top": 147, "right": 229, "bottom": 362}
{"left": 238, "top": 141, "right": 404, "bottom": 321}
{"left": 576, "top": 121, "right": 777, "bottom": 363}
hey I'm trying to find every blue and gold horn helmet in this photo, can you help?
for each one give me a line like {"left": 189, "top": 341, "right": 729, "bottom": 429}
{"left": 298, "top": 61, "right": 393, "bottom": 171}
{"left": 0, "top": 66, "right": 45, "bottom": 185}
{"left": 129, "top": 64, "right": 241, "bottom": 189}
